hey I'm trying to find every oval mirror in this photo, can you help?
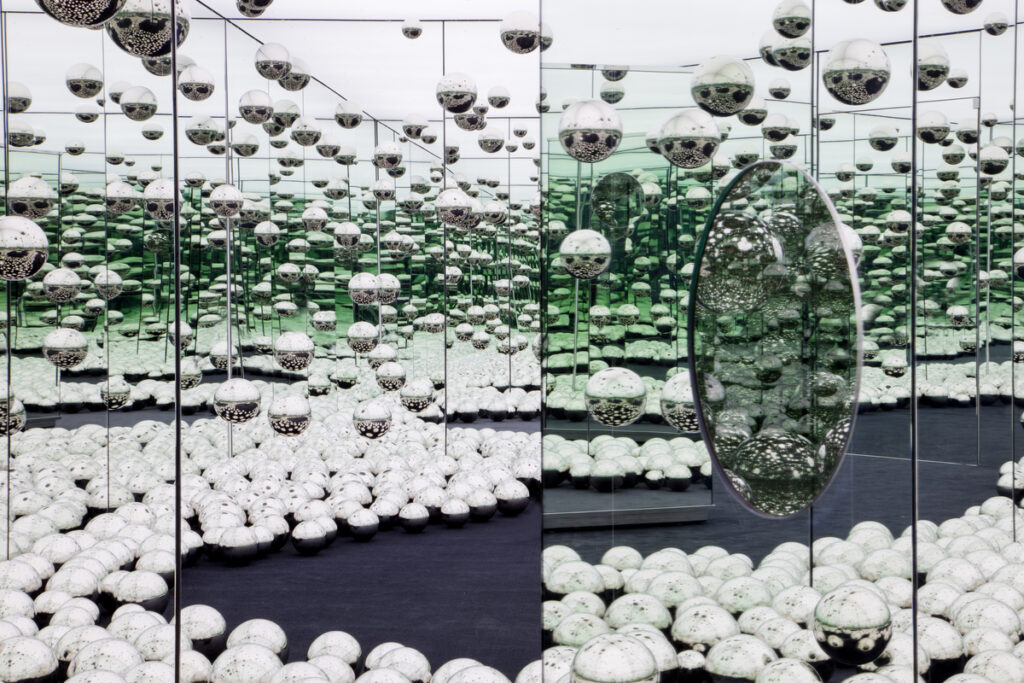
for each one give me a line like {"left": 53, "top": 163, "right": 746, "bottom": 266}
{"left": 687, "top": 160, "right": 863, "bottom": 517}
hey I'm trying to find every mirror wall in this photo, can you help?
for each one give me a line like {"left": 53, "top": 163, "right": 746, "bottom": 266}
{"left": 0, "top": 0, "right": 542, "bottom": 679}
{"left": 542, "top": 1, "right": 1024, "bottom": 682}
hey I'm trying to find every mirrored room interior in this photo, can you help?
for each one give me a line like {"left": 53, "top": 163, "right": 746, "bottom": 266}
{"left": 0, "top": 0, "right": 1023, "bottom": 682}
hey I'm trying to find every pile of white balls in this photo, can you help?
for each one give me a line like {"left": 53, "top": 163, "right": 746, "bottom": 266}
{"left": 541, "top": 494, "right": 1024, "bottom": 682}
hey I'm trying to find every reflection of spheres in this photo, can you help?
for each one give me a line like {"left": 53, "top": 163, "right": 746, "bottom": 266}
{"left": 348, "top": 272, "right": 381, "bottom": 305}
{"left": 600, "top": 81, "right": 624, "bottom": 105}
{"left": 585, "top": 368, "right": 647, "bottom": 427}
{"left": 917, "top": 42, "right": 950, "bottom": 91}
{"left": 94, "top": 269, "right": 123, "bottom": 299}
{"left": 946, "top": 68, "right": 968, "bottom": 88}
{"left": 66, "top": 63, "right": 103, "bottom": 99}
{"left": 696, "top": 211, "right": 781, "bottom": 314}
{"left": 353, "top": 400, "right": 392, "bottom": 439}
{"left": 690, "top": 56, "right": 755, "bottom": 116}
{"left": 0, "top": 216, "right": 48, "bottom": 281}
{"left": 772, "top": 37, "right": 812, "bottom": 71}
{"left": 334, "top": 101, "right": 363, "bottom": 129}
{"left": 178, "top": 65, "right": 215, "bottom": 101}
{"left": 37, "top": 0, "right": 127, "bottom": 27}
{"left": 278, "top": 57, "right": 310, "bottom": 91}
{"left": 768, "top": 78, "right": 791, "bottom": 99}
{"left": 209, "top": 183, "right": 243, "bottom": 217}
{"left": 917, "top": 111, "right": 950, "bottom": 144}
{"left": 805, "top": 221, "right": 861, "bottom": 280}
{"left": 436, "top": 73, "right": 477, "bottom": 114}
{"left": 214, "top": 378, "right": 261, "bottom": 424}
{"left": 868, "top": 124, "right": 898, "bottom": 151}
{"left": 8, "top": 176, "right": 55, "bottom": 219}
{"left": 106, "top": 0, "right": 189, "bottom": 58}
{"left": 43, "top": 328, "right": 88, "bottom": 369}
{"left": 558, "top": 100, "right": 622, "bottom": 163}
{"left": 268, "top": 395, "right": 311, "bottom": 436}
{"left": 657, "top": 109, "right": 721, "bottom": 169}
{"left": 254, "top": 43, "right": 292, "bottom": 80}
{"left": 813, "top": 585, "right": 892, "bottom": 665}
{"left": 940, "top": 0, "right": 982, "bottom": 14}
{"left": 773, "top": 0, "right": 811, "bottom": 38}
{"left": 255, "top": 221, "right": 280, "bottom": 246}
{"left": 823, "top": 40, "right": 890, "bottom": 105}
{"left": 274, "top": 332, "right": 314, "bottom": 371}
{"left": 43, "top": 268, "right": 82, "bottom": 303}
{"left": 347, "top": 322, "right": 379, "bottom": 354}
{"left": 661, "top": 371, "right": 723, "bottom": 432}
{"left": 984, "top": 12, "right": 1009, "bottom": 35}
{"left": 376, "top": 362, "right": 407, "bottom": 392}
{"left": 738, "top": 96, "right": 768, "bottom": 126}
{"left": 239, "top": 90, "right": 274, "bottom": 124}
{"left": 143, "top": 178, "right": 178, "bottom": 220}
{"left": 499, "top": 11, "right": 540, "bottom": 54}
{"left": 560, "top": 230, "right": 611, "bottom": 280}
{"left": 978, "top": 145, "right": 1009, "bottom": 175}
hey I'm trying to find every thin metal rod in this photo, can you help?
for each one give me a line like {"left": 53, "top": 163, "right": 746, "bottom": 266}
{"left": 909, "top": 0, "right": 921, "bottom": 677}
{"left": 169, "top": 4, "right": 184, "bottom": 677}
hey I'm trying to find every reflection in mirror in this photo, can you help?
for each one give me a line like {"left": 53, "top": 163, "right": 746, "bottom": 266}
{"left": 0, "top": 2, "right": 541, "bottom": 680}
{"left": 689, "top": 160, "right": 863, "bottom": 517}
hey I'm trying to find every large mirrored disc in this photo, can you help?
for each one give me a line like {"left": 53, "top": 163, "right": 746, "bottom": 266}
{"left": 688, "top": 160, "right": 862, "bottom": 518}
{"left": 590, "top": 172, "right": 646, "bottom": 241}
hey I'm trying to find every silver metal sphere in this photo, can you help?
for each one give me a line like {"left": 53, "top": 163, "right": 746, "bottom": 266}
{"left": 213, "top": 378, "right": 261, "bottom": 423}
{"left": 106, "top": 0, "right": 189, "bottom": 58}
{"left": 585, "top": 368, "right": 646, "bottom": 427}
{"left": 813, "top": 585, "right": 892, "bottom": 665}
{"left": 558, "top": 100, "right": 622, "bottom": 163}
{"left": 691, "top": 57, "right": 755, "bottom": 116}
{"left": 823, "top": 40, "right": 891, "bottom": 105}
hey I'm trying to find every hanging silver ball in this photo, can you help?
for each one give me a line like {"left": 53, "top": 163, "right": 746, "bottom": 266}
{"left": 691, "top": 57, "right": 755, "bottom": 116}
{"left": 213, "top": 378, "right": 261, "bottom": 423}
{"left": 254, "top": 42, "right": 291, "bottom": 79}
{"left": 347, "top": 322, "right": 379, "bottom": 354}
{"left": 559, "top": 229, "right": 611, "bottom": 280}
{"left": 823, "top": 40, "right": 891, "bottom": 105}
{"left": 278, "top": 57, "right": 310, "bottom": 91}
{"left": 0, "top": 393, "right": 26, "bottom": 437}
{"left": 43, "top": 268, "right": 82, "bottom": 303}
{"left": 400, "top": 379, "right": 434, "bottom": 412}
{"left": 36, "top": 0, "right": 126, "bottom": 27}
{"left": 436, "top": 73, "right": 477, "bottom": 114}
{"left": 106, "top": 0, "right": 190, "bottom": 58}
{"left": 66, "top": 63, "right": 103, "bottom": 99}
{"left": 917, "top": 42, "right": 950, "bottom": 91}
{"left": 984, "top": 12, "right": 1009, "bottom": 35}
{"left": 353, "top": 400, "right": 392, "bottom": 439}
{"left": 657, "top": 108, "right": 720, "bottom": 169}
{"left": 499, "top": 11, "right": 540, "bottom": 54}
{"left": 334, "top": 101, "right": 363, "bottom": 129}
{"left": 268, "top": 395, "right": 311, "bottom": 436}
{"left": 42, "top": 328, "right": 88, "bottom": 368}
{"left": 0, "top": 216, "right": 48, "bottom": 282}
{"left": 239, "top": 89, "right": 274, "bottom": 124}
{"left": 773, "top": 0, "right": 811, "bottom": 38}
{"left": 178, "top": 65, "right": 215, "bottom": 101}
{"left": 7, "top": 176, "right": 56, "bottom": 219}
{"left": 940, "top": 0, "right": 982, "bottom": 13}
{"left": 274, "top": 332, "right": 314, "bottom": 371}
{"left": 558, "top": 100, "right": 622, "bottom": 163}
